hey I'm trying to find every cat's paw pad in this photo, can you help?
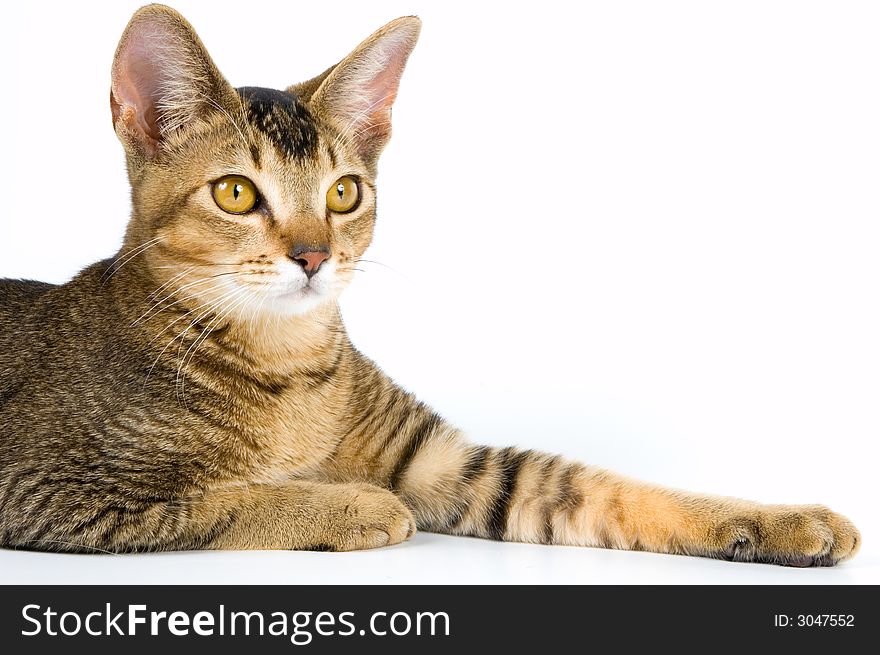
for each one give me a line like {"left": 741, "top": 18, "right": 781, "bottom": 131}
{"left": 716, "top": 505, "right": 860, "bottom": 567}
{"left": 334, "top": 486, "right": 416, "bottom": 551}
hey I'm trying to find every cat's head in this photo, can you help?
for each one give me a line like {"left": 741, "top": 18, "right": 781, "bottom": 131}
{"left": 110, "top": 5, "right": 419, "bottom": 317}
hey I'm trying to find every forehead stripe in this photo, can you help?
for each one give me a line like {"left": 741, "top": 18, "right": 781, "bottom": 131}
{"left": 237, "top": 86, "right": 319, "bottom": 160}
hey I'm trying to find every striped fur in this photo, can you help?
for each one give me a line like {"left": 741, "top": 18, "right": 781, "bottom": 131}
{"left": 0, "top": 6, "right": 859, "bottom": 566}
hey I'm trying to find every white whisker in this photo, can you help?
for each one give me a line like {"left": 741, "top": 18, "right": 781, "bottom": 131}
{"left": 142, "top": 283, "right": 243, "bottom": 388}
{"left": 101, "top": 237, "right": 164, "bottom": 286}
{"left": 176, "top": 288, "right": 251, "bottom": 406}
{"left": 146, "top": 267, "right": 193, "bottom": 301}
{"left": 132, "top": 275, "right": 232, "bottom": 328}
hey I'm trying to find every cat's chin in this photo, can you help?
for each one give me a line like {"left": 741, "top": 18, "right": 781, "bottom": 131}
{"left": 261, "top": 288, "right": 333, "bottom": 318}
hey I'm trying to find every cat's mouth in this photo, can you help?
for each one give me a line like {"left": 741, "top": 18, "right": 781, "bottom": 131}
{"left": 268, "top": 279, "right": 329, "bottom": 309}
{"left": 275, "top": 286, "right": 318, "bottom": 301}
{"left": 269, "top": 273, "right": 323, "bottom": 298}
{"left": 248, "top": 264, "right": 337, "bottom": 315}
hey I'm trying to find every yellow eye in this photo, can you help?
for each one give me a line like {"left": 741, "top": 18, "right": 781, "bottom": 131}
{"left": 212, "top": 175, "right": 258, "bottom": 214}
{"left": 326, "top": 176, "right": 360, "bottom": 214}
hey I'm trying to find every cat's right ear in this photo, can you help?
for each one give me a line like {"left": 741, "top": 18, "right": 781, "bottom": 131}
{"left": 110, "top": 5, "right": 237, "bottom": 159}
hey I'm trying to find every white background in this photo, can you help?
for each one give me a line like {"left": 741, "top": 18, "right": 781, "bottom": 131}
{"left": 0, "top": 0, "right": 878, "bottom": 584}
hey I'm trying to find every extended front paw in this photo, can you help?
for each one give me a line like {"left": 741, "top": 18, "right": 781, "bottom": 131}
{"left": 714, "top": 505, "right": 860, "bottom": 567}
{"left": 328, "top": 484, "right": 416, "bottom": 552}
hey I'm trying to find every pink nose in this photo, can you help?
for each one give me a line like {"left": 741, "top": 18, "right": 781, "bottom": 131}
{"left": 289, "top": 245, "right": 330, "bottom": 279}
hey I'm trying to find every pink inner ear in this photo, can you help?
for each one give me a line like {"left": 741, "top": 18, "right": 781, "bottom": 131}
{"left": 364, "top": 67, "right": 401, "bottom": 125}
{"left": 330, "top": 30, "right": 417, "bottom": 156}
{"left": 112, "top": 27, "right": 167, "bottom": 147}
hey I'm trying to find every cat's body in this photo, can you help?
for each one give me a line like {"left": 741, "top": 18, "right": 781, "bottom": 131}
{"left": 0, "top": 261, "right": 416, "bottom": 551}
{"left": 0, "top": 5, "right": 860, "bottom": 565}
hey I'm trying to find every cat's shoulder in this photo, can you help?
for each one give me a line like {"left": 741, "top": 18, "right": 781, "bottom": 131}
{"left": 0, "top": 260, "right": 116, "bottom": 327}
{"left": 0, "top": 278, "right": 57, "bottom": 327}
{"left": 0, "top": 277, "right": 57, "bottom": 302}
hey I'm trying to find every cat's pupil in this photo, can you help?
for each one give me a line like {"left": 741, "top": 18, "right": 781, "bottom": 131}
{"left": 233, "top": 184, "right": 242, "bottom": 200}
{"left": 336, "top": 183, "right": 345, "bottom": 198}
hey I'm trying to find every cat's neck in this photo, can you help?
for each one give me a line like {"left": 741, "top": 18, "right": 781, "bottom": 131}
{"left": 225, "top": 302, "right": 347, "bottom": 375}
{"left": 105, "top": 258, "right": 347, "bottom": 376}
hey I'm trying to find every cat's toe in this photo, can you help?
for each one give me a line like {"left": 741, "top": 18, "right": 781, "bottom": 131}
{"left": 715, "top": 505, "right": 860, "bottom": 567}
{"left": 335, "top": 486, "right": 416, "bottom": 551}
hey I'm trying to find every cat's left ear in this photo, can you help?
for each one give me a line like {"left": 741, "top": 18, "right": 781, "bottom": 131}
{"left": 305, "top": 17, "right": 421, "bottom": 166}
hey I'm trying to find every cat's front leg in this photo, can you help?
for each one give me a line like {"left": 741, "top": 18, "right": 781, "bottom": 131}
{"left": 352, "top": 416, "right": 860, "bottom": 565}
{"left": 536, "top": 473, "right": 862, "bottom": 566}
{"left": 198, "top": 481, "right": 416, "bottom": 553}
{"left": 2, "top": 480, "right": 414, "bottom": 553}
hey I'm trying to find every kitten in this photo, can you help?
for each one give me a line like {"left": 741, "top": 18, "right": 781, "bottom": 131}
{"left": 0, "top": 4, "right": 859, "bottom": 565}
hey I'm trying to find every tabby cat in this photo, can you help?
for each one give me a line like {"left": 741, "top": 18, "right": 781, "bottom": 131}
{"left": 0, "top": 5, "right": 860, "bottom": 566}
